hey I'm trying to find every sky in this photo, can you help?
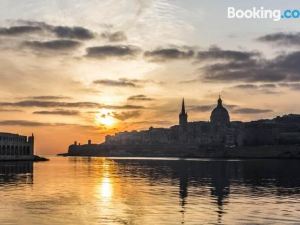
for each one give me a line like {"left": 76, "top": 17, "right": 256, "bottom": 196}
{"left": 1, "top": 0, "right": 300, "bottom": 154}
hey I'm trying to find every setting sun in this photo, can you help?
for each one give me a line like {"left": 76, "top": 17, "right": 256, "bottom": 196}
{"left": 95, "top": 109, "right": 117, "bottom": 127}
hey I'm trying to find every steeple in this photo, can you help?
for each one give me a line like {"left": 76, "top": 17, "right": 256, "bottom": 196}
{"left": 179, "top": 98, "right": 188, "bottom": 129}
{"left": 181, "top": 98, "right": 186, "bottom": 114}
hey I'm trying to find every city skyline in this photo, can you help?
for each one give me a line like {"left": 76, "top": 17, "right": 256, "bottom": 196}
{"left": 1, "top": 0, "right": 300, "bottom": 154}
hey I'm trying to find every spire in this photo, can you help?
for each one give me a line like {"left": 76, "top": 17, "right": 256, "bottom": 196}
{"left": 179, "top": 98, "right": 188, "bottom": 128}
{"left": 181, "top": 98, "right": 186, "bottom": 114}
{"left": 218, "top": 95, "right": 222, "bottom": 106}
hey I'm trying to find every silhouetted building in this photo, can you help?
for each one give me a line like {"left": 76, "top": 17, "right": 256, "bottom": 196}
{"left": 0, "top": 133, "right": 34, "bottom": 160}
{"left": 210, "top": 96, "right": 230, "bottom": 128}
{"left": 179, "top": 98, "right": 188, "bottom": 130}
{"left": 104, "top": 96, "right": 236, "bottom": 147}
{"left": 71, "top": 96, "right": 300, "bottom": 154}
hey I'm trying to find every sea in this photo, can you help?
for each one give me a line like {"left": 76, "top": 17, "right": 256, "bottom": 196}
{"left": 0, "top": 157, "right": 300, "bottom": 225}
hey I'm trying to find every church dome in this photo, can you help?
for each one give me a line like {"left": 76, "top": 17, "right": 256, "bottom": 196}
{"left": 210, "top": 96, "right": 230, "bottom": 126}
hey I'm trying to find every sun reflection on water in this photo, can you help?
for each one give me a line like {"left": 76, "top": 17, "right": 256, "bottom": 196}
{"left": 99, "top": 177, "right": 113, "bottom": 199}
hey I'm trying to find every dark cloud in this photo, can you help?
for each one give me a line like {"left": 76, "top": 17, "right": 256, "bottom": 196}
{"left": 24, "top": 39, "right": 81, "bottom": 51}
{"left": 101, "top": 31, "right": 127, "bottom": 42}
{"left": 1, "top": 22, "right": 95, "bottom": 41}
{"left": 232, "top": 108, "right": 273, "bottom": 114}
{"left": 33, "top": 109, "right": 80, "bottom": 116}
{"left": 94, "top": 78, "right": 138, "bottom": 87}
{"left": 86, "top": 45, "right": 141, "bottom": 59}
{"left": 53, "top": 26, "right": 94, "bottom": 40}
{"left": 144, "top": 48, "right": 194, "bottom": 62}
{"left": 279, "top": 83, "right": 300, "bottom": 90}
{"left": 259, "top": 84, "right": 277, "bottom": 88}
{"left": 112, "top": 111, "right": 141, "bottom": 121}
{"left": 0, "top": 26, "right": 42, "bottom": 36}
{"left": 232, "top": 84, "right": 259, "bottom": 89}
{"left": 127, "top": 95, "right": 154, "bottom": 101}
{"left": 231, "top": 84, "right": 279, "bottom": 94}
{"left": 197, "top": 46, "right": 258, "bottom": 62}
{"left": 197, "top": 47, "right": 259, "bottom": 61}
{"left": 257, "top": 32, "right": 300, "bottom": 46}
{"left": 201, "top": 50, "right": 300, "bottom": 83}
{"left": 93, "top": 78, "right": 157, "bottom": 88}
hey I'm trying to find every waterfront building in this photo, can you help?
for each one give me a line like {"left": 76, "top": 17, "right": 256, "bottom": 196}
{"left": 0, "top": 133, "right": 34, "bottom": 160}
{"left": 70, "top": 96, "right": 300, "bottom": 155}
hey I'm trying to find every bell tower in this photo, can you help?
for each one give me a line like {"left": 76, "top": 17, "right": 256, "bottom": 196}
{"left": 179, "top": 98, "right": 188, "bottom": 129}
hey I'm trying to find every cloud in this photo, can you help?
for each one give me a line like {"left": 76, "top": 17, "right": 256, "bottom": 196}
{"left": 24, "top": 39, "right": 81, "bottom": 51}
{"left": 189, "top": 105, "right": 213, "bottom": 112}
{"left": 0, "top": 100, "right": 101, "bottom": 108}
{"left": 232, "top": 108, "right": 273, "bottom": 114}
{"left": 27, "top": 96, "right": 71, "bottom": 100}
{"left": 127, "top": 95, "right": 154, "bottom": 101}
{"left": 189, "top": 103, "right": 271, "bottom": 114}
{"left": 112, "top": 111, "right": 141, "bottom": 121}
{"left": 257, "top": 32, "right": 300, "bottom": 46}
{"left": 1, "top": 21, "right": 95, "bottom": 41}
{"left": 144, "top": 48, "right": 194, "bottom": 62}
{"left": 189, "top": 104, "right": 238, "bottom": 112}
{"left": 0, "top": 26, "right": 42, "bottom": 36}
{"left": 93, "top": 78, "right": 158, "bottom": 88}
{"left": 53, "top": 26, "right": 94, "bottom": 40}
{"left": 0, "top": 100, "right": 144, "bottom": 110}
{"left": 0, "top": 120, "right": 61, "bottom": 127}
{"left": 0, "top": 120, "right": 92, "bottom": 127}
{"left": 230, "top": 84, "right": 279, "bottom": 94}
{"left": 86, "top": 45, "right": 141, "bottom": 59}
{"left": 33, "top": 109, "right": 80, "bottom": 116}
{"left": 0, "top": 109, "right": 23, "bottom": 112}
{"left": 179, "top": 79, "right": 198, "bottom": 84}
{"left": 201, "top": 50, "right": 300, "bottom": 83}
{"left": 107, "top": 104, "right": 144, "bottom": 109}
{"left": 197, "top": 46, "right": 258, "bottom": 62}
{"left": 94, "top": 78, "right": 138, "bottom": 87}
{"left": 279, "top": 83, "right": 300, "bottom": 90}
{"left": 232, "top": 84, "right": 259, "bottom": 89}
{"left": 101, "top": 31, "right": 127, "bottom": 42}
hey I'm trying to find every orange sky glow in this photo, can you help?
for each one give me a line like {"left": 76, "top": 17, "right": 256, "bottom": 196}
{"left": 1, "top": 0, "right": 300, "bottom": 154}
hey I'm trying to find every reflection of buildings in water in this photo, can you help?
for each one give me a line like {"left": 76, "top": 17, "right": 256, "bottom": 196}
{"left": 112, "top": 159, "right": 300, "bottom": 224}
{"left": 0, "top": 161, "right": 33, "bottom": 184}
{"left": 178, "top": 165, "right": 188, "bottom": 224}
{"left": 209, "top": 161, "right": 231, "bottom": 224}
{"left": 113, "top": 159, "right": 232, "bottom": 224}
{"left": 177, "top": 161, "right": 232, "bottom": 225}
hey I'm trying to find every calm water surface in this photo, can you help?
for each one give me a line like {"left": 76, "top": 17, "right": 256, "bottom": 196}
{"left": 0, "top": 157, "right": 300, "bottom": 225}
